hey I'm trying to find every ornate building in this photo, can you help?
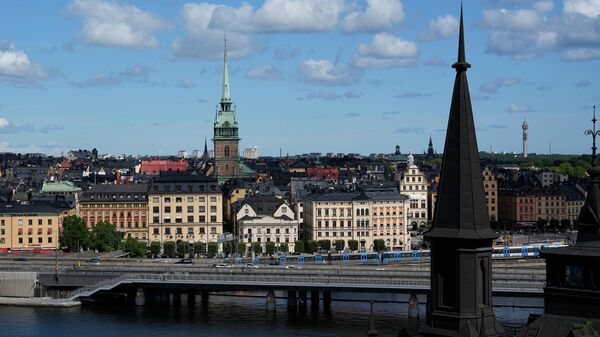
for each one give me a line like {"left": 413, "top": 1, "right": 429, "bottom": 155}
{"left": 398, "top": 151, "right": 429, "bottom": 228}
{"left": 213, "top": 39, "right": 241, "bottom": 184}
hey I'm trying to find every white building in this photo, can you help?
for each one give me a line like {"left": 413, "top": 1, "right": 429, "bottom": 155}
{"left": 397, "top": 151, "right": 429, "bottom": 228}
{"left": 235, "top": 194, "right": 298, "bottom": 253}
{"left": 242, "top": 146, "right": 259, "bottom": 159}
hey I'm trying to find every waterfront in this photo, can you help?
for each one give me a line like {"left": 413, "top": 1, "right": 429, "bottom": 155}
{"left": 0, "top": 292, "right": 543, "bottom": 337}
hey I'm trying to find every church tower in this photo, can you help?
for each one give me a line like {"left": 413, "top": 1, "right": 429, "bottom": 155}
{"left": 213, "top": 36, "right": 241, "bottom": 184}
{"left": 420, "top": 7, "right": 504, "bottom": 337}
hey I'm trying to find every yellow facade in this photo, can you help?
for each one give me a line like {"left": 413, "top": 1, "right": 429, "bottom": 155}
{"left": 0, "top": 206, "right": 66, "bottom": 251}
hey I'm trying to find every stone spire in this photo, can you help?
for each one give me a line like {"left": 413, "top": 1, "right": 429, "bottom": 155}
{"left": 220, "top": 33, "right": 232, "bottom": 111}
{"left": 425, "top": 4, "right": 496, "bottom": 241}
{"left": 577, "top": 105, "right": 600, "bottom": 242}
{"left": 203, "top": 137, "right": 209, "bottom": 161}
{"left": 427, "top": 136, "right": 435, "bottom": 158}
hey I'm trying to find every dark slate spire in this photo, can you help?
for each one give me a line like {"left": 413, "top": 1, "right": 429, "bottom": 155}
{"left": 424, "top": 6, "right": 496, "bottom": 240}
{"left": 577, "top": 105, "right": 600, "bottom": 242}
{"left": 203, "top": 138, "right": 209, "bottom": 161}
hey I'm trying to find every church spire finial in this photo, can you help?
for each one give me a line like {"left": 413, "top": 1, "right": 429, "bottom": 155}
{"left": 221, "top": 32, "right": 231, "bottom": 104}
{"left": 452, "top": 4, "right": 471, "bottom": 71}
{"left": 585, "top": 105, "right": 599, "bottom": 166}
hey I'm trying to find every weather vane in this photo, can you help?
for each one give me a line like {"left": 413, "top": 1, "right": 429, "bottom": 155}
{"left": 585, "top": 105, "right": 599, "bottom": 165}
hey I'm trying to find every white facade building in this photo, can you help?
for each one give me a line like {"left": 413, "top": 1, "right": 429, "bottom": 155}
{"left": 398, "top": 151, "right": 429, "bottom": 228}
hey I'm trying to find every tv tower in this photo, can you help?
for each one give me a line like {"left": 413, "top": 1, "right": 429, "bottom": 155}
{"left": 522, "top": 119, "right": 529, "bottom": 158}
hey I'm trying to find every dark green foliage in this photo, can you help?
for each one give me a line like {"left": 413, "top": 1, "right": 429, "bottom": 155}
{"left": 294, "top": 241, "right": 304, "bottom": 254}
{"left": 266, "top": 241, "right": 276, "bottom": 255}
{"left": 122, "top": 237, "right": 146, "bottom": 258}
{"left": 306, "top": 240, "right": 318, "bottom": 254}
{"left": 177, "top": 241, "right": 190, "bottom": 258}
{"left": 60, "top": 215, "right": 90, "bottom": 252}
{"left": 193, "top": 242, "right": 206, "bottom": 256}
{"left": 317, "top": 239, "right": 331, "bottom": 251}
{"left": 90, "top": 221, "right": 122, "bottom": 252}
{"left": 348, "top": 240, "right": 359, "bottom": 252}
{"left": 252, "top": 242, "right": 262, "bottom": 255}
{"left": 207, "top": 242, "right": 219, "bottom": 257}
{"left": 237, "top": 242, "right": 247, "bottom": 255}
{"left": 279, "top": 243, "right": 289, "bottom": 253}
{"left": 163, "top": 241, "right": 176, "bottom": 258}
{"left": 149, "top": 241, "right": 161, "bottom": 257}
{"left": 373, "top": 239, "right": 386, "bottom": 252}
{"left": 560, "top": 219, "right": 571, "bottom": 231}
{"left": 335, "top": 240, "right": 345, "bottom": 251}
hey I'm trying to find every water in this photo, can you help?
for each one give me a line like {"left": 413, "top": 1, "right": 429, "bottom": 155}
{"left": 0, "top": 293, "right": 543, "bottom": 337}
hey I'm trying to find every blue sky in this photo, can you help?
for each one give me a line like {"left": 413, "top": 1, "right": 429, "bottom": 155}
{"left": 0, "top": 0, "right": 598, "bottom": 157}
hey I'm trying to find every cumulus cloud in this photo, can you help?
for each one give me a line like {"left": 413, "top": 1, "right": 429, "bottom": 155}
{"left": 0, "top": 40, "right": 51, "bottom": 85}
{"left": 68, "top": 0, "right": 169, "bottom": 48}
{"left": 120, "top": 65, "right": 154, "bottom": 78}
{"left": 343, "top": 0, "right": 405, "bottom": 33}
{"left": 274, "top": 46, "right": 302, "bottom": 60}
{"left": 353, "top": 33, "right": 418, "bottom": 68}
{"left": 419, "top": 15, "right": 458, "bottom": 41}
{"left": 246, "top": 64, "right": 283, "bottom": 80}
{"left": 72, "top": 64, "right": 157, "bottom": 87}
{"left": 297, "top": 59, "right": 360, "bottom": 85}
{"left": 480, "top": 77, "right": 522, "bottom": 93}
{"left": 0, "top": 118, "right": 62, "bottom": 134}
{"left": 482, "top": 1, "right": 600, "bottom": 60}
{"left": 506, "top": 103, "right": 536, "bottom": 113}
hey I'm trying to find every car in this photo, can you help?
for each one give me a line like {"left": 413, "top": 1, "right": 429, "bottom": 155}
{"left": 285, "top": 265, "right": 299, "bottom": 269}
{"left": 214, "top": 263, "right": 231, "bottom": 268}
{"left": 12, "top": 257, "right": 28, "bottom": 262}
{"left": 175, "top": 258, "right": 193, "bottom": 264}
{"left": 86, "top": 258, "right": 101, "bottom": 265}
{"left": 269, "top": 261, "right": 280, "bottom": 265}
{"left": 245, "top": 263, "right": 259, "bottom": 268}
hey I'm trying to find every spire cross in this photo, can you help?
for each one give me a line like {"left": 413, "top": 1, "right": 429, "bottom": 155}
{"left": 585, "top": 105, "right": 599, "bottom": 165}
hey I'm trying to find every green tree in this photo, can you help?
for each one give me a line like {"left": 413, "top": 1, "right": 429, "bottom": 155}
{"left": 294, "top": 241, "right": 304, "bottom": 254}
{"left": 549, "top": 219, "right": 560, "bottom": 231}
{"left": 279, "top": 243, "right": 289, "bottom": 254}
{"left": 222, "top": 242, "right": 234, "bottom": 256}
{"left": 266, "top": 241, "right": 276, "bottom": 255}
{"left": 193, "top": 242, "right": 206, "bottom": 256}
{"left": 318, "top": 239, "right": 331, "bottom": 251}
{"left": 122, "top": 237, "right": 146, "bottom": 258}
{"left": 560, "top": 219, "right": 571, "bottom": 232}
{"left": 536, "top": 219, "right": 547, "bottom": 232}
{"left": 306, "top": 240, "right": 318, "bottom": 254}
{"left": 335, "top": 240, "right": 345, "bottom": 252}
{"left": 237, "top": 242, "right": 247, "bottom": 256}
{"left": 348, "top": 240, "right": 359, "bottom": 252}
{"left": 177, "top": 241, "right": 190, "bottom": 258}
{"left": 163, "top": 241, "right": 176, "bottom": 258}
{"left": 60, "top": 215, "right": 90, "bottom": 252}
{"left": 90, "top": 221, "right": 122, "bottom": 252}
{"left": 207, "top": 242, "right": 218, "bottom": 257}
{"left": 149, "top": 241, "right": 161, "bottom": 257}
{"left": 252, "top": 242, "right": 262, "bottom": 255}
{"left": 373, "top": 239, "right": 386, "bottom": 252}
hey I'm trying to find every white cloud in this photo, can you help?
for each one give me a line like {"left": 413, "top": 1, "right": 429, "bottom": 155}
{"left": 248, "top": 0, "right": 345, "bottom": 32}
{"left": 0, "top": 118, "right": 9, "bottom": 128}
{"left": 297, "top": 59, "right": 360, "bottom": 85}
{"left": 480, "top": 77, "right": 522, "bottom": 93}
{"left": 343, "top": 0, "right": 405, "bottom": 33}
{"left": 177, "top": 79, "right": 196, "bottom": 88}
{"left": 564, "top": 0, "right": 600, "bottom": 17}
{"left": 506, "top": 103, "right": 536, "bottom": 113}
{"left": 420, "top": 15, "right": 458, "bottom": 41}
{"left": 297, "top": 89, "right": 361, "bottom": 100}
{"left": 483, "top": 8, "right": 543, "bottom": 31}
{"left": 0, "top": 41, "right": 49, "bottom": 85}
{"left": 68, "top": 0, "right": 169, "bottom": 48}
{"left": 562, "top": 48, "right": 600, "bottom": 61}
{"left": 534, "top": 0, "right": 554, "bottom": 13}
{"left": 246, "top": 65, "right": 283, "bottom": 80}
{"left": 354, "top": 33, "right": 418, "bottom": 68}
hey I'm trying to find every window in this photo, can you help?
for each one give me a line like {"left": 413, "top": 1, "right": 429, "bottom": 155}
{"left": 199, "top": 228, "right": 205, "bottom": 234}
{"left": 210, "top": 206, "right": 217, "bottom": 212}
{"left": 210, "top": 227, "right": 217, "bottom": 234}
{"left": 152, "top": 206, "right": 160, "bottom": 213}
{"left": 199, "top": 197, "right": 206, "bottom": 202}
{"left": 210, "top": 197, "right": 217, "bottom": 202}
{"left": 153, "top": 216, "right": 159, "bottom": 223}
{"left": 165, "top": 228, "right": 171, "bottom": 235}
{"left": 28, "top": 219, "right": 33, "bottom": 225}
{"left": 152, "top": 197, "right": 159, "bottom": 202}
{"left": 175, "top": 197, "right": 182, "bottom": 203}
{"left": 48, "top": 237, "right": 52, "bottom": 243}
{"left": 210, "top": 216, "right": 217, "bottom": 222}
{"left": 199, "top": 206, "right": 206, "bottom": 212}
{"left": 176, "top": 228, "right": 182, "bottom": 235}
{"left": 164, "top": 218, "right": 171, "bottom": 223}
{"left": 164, "top": 206, "right": 171, "bottom": 213}
{"left": 187, "top": 216, "right": 194, "bottom": 222}
{"left": 224, "top": 145, "right": 230, "bottom": 157}
{"left": 187, "top": 197, "right": 194, "bottom": 202}
{"left": 176, "top": 206, "right": 182, "bottom": 213}
{"left": 38, "top": 219, "right": 42, "bottom": 225}
{"left": 200, "top": 216, "right": 206, "bottom": 222}
{"left": 164, "top": 197, "right": 171, "bottom": 203}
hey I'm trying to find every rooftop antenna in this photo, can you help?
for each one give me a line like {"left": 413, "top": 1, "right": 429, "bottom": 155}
{"left": 585, "top": 105, "right": 599, "bottom": 166}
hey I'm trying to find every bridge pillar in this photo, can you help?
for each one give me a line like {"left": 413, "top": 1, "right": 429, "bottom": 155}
{"left": 287, "top": 290, "right": 297, "bottom": 308}
{"left": 298, "top": 290, "right": 307, "bottom": 308}
{"left": 201, "top": 290, "right": 209, "bottom": 304}
{"left": 187, "top": 291, "right": 196, "bottom": 306}
{"left": 173, "top": 291, "right": 182, "bottom": 306}
{"left": 323, "top": 291, "right": 332, "bottom": 308}
{"left": 266, "top": 290, "right": 276, "bottom": 311}
{"left": 159, "top": 290, "right": 169, "bottom": 304}
{"left": 311, "top": 291, "right": 319, "bottom": 309}
{"left": 135, "top": 288, "right": 145, "bottom": 306}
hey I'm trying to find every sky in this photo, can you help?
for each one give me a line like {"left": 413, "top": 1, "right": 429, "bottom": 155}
{"left": 0, "top": 0, "right": 598, "bottom": 157}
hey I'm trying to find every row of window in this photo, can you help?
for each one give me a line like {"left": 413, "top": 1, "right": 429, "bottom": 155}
{"left": 81, "top": 204, "right": 146, "bottom": 208}
{"left": 0, "top": 236, "right": 54, "bottom": 245}
{"left": 317, "top": 231, "right": 369, "bottom": 237}
{"left": 408, "top": 212, "right": 427, "bottom": 218}
{"left": 246, "top": 228, "right": 296, "bottom": 234}
{"left": 151, "top": 227, "right": 218, "bottom": 235}
{"left": 251, "top": 237, "right": 292, "bottom": 243}
{"left": 151, "top": 184, "right": 218, "bottom": 193}
{"left": 1, "top": 219, "right": 54, "bottom": 226}
{"left": 5, "top": 228, "right": 53, "bottom": 235}
{"left": 150, "top": 195, "right": 218, "bottom": 203}
{"left": 401, "top": 185, "right": 427, "bottom": 191}
{"left": 152, "top": 215, "right": 218, "bottom": 223}
{"left": 403, "top": 176, "right": 424, "bottom": 182}
{"left": 82, "top": 211, "right": 147, "bottom": 217}
{"left": 87, "top": 194, "right": 146, "bottom": 200}
{"left": 153, "top": 205, "right": 217, "bottom": 214}
{"left": 87, "top": 221, "right": 146, "bottom": 229}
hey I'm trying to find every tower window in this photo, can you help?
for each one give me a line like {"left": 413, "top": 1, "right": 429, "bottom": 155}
{"left": 224, "top": 145, "right": 230, "bottom": 157}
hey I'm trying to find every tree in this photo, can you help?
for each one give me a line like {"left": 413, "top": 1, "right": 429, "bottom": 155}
{"left": 560, "top": 219, "right": 571, "bottom": 232}
{"left": 348, "top": 240, "right": 359, "bottom": 252}
{"left": 60, "top": 215, "right": 90, "bottom": 252}
{"left": 207, "top": 242, "right": 219, "bottom": 257}
{"left": 177, "top": 241, "right": 190, "bottom": 258}
{"left": 149, "top": 241, "right": 161, "bottom": 257}
{"left": 237, "top": 242, "right": 247, "bottom": 256}
{"left": 122, "top": 237, "right": 146, "bottom": 258}
{"left": 252, "top": 242, "right": 262, "bottom": 255}
{"left": 90, "top": 221, "right": 122, "bottom": 252}
{"left": 335, "top": 240, "right": 345, "bottom": 252}
{"left": 306, "top": 240, "right": 318, "bottom": 254}
{"left": 222, "top": 242, "right": 233, "bottom": 256}
{"left": 536, "top": 219, "right": 547, "bottom": 232}
{"left": 294, "top": 241, "right": 304, "bottom": 254}
{"left": 266, "top": 241, "right": 276, "bottom": 256}
{"left": 193, "top": 242, "right": 206, "bottom": 256}
{"left": 279, "top": 243, "right": 289, "bottom": 254}
{"left": 549, "top": 219, "right": 560, "bottom": 231}
{"left": 163, "top": 241, "right": 176, "bottom": 258}
{"left": 318, "top": 239, "right": 331, "bottom": 251}
{"left": 373, "top": 239, "right": 386, "bottom": 253}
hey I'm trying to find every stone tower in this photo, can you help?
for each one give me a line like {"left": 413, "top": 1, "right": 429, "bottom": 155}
{"left": 427, "top": 136, "right": 435, "bottom": 159}
{"left": 420, "top": 7, "right": 504, "bottom": 337}
{"left": 522, "top": 119, "right": 528, "bottom": 158}
{"left": 213, "top": 36, "right": 240, "bottom": 184}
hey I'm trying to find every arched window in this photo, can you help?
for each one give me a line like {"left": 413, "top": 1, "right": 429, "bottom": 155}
{"left": 224, "top": 145, "right": 230, "bottom": 157}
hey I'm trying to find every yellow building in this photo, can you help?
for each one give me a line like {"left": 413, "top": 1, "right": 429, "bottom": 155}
{"left": 148, "top": 174, "right": 223, "bottom": 246}
{"left": 79, "top": 184, "right": 149, "bottom": 241}
{"left": 0, "top": 204, "right": 68, "bottom": 252}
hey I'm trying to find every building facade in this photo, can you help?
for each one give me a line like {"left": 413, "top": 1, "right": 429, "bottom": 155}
{"left": 79, "top": 184, "right": 149, "bottom": 241}
{"left": 0, "top": 204, "right": 66, "bottom": 252}
{"left": 482, "top": 167, "right": 498, "bottom": 221}
{"left": 398, "top": 151, "right": 428, "bottom": 228}
{"left": 148, "top": 174, "right": 223, "bottom": 247}
{"left": 235, "top": 194, "right": 298, "bottom": 253}
{"left": 213, "top": 42, "right": 241, "bottom": 183}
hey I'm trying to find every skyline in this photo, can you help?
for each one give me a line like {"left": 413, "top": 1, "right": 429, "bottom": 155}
{"left": 0, "top": 0, "right": 598, "bottom": 156}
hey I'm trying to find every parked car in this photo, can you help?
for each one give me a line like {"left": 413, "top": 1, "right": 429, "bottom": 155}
{"left": 212, "top": 263, "right": 231, "bottom": 268}
{"left": 86, "top": 258, "right": 101, "bottom": 265}
{"left": 269, "top": 261, "right": 280, "bottom": 265}
{"left": 175, "top": 258, "right": 193, "bottom": 264}
{"left": 285, "top": 265, "right": 299, "bottom": 269}
{"left": 245, "top": 263, "right": 259, "bottom": 268}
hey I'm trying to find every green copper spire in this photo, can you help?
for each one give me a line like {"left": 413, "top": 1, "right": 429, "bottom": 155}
{"left": 221, "top": 33, "right": 231, "bottom": 104}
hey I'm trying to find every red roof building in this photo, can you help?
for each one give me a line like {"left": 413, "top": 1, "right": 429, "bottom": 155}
{"left": 140, "top": 159, "right": 188, "bottom": 175}
{"left": 306, "top": 167, "right": 339, "bottom": 180}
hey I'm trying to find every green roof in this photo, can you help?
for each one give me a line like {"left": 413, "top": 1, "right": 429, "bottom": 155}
{"left": 240, "top": 162, "right": 256, "bottom": 176}
{"left": 41, "top": 181, "right": 81, "bottom": 193}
